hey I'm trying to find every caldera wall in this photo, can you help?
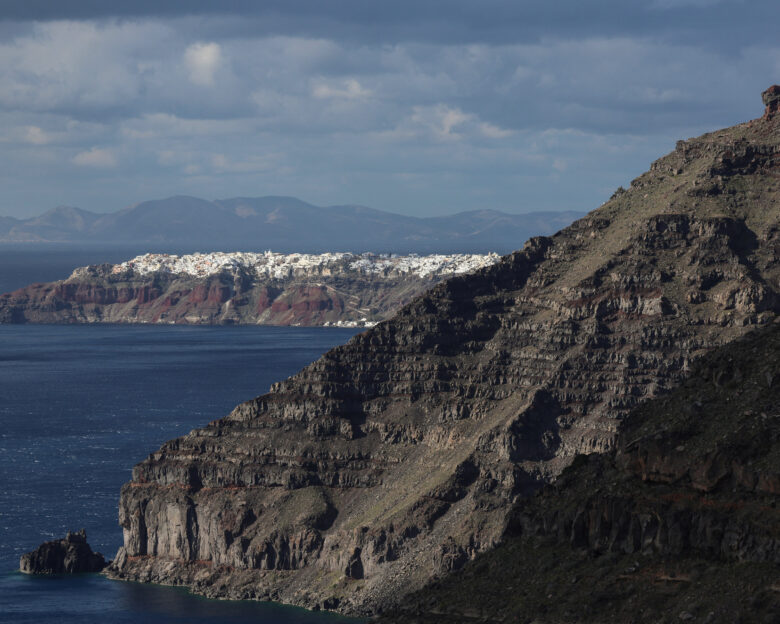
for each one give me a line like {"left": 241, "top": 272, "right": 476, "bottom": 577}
{"left": 107, "top": 95, "right": 780, "bottom": 615}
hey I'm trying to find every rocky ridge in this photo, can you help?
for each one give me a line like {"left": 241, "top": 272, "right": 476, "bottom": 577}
{"left": 381, "top": 320, "right": 780, "bottom": 623}
{"left": 106, "top": 89, "right": 780, "bottom": 615}
{"left": 0, "top": 251, "right": 499, "bottom": 327}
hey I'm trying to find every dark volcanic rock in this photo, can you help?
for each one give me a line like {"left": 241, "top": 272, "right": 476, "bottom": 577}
{"left": 762, "top": 84, "right": 780, "bottom": 119}
{"left": 106, "top": 89, "right": 780, "bottom": 615}
{"left": 379, "top": 321, "right": 780, "bottom": 623}
{"left": 20, "top": 530, "right": 107, "bottom": 575}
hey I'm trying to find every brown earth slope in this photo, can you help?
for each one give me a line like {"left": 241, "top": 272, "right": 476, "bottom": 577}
{"left": 106, "top": 88, "right": 780, "bottom": 615}
{"left": 381, "top": 320, "right": 780, "bottom": 624}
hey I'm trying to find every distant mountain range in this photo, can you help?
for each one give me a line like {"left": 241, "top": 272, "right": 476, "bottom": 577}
{"left": 0, "top": 196, "right": 582, "bottom": 254}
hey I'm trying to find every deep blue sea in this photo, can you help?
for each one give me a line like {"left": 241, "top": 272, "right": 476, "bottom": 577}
{"left": 0, "top": 248, "right": 362, "bottom": 623}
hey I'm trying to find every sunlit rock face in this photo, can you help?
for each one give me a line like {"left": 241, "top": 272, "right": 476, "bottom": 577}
{"left": 107, "top": 91, "right": 780, "bottom": 615}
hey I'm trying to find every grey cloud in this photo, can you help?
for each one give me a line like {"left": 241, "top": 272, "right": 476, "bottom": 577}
{"left": 0, "top": 1, "right": 775, "bottom": 49}
{"left": 0, "top": 2, "right": 776, "bottom": 221}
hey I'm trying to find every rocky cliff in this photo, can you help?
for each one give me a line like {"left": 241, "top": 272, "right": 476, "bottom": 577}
{"left": 106, "top": 88, "right": 780, "bottom": 615}
{"left": 381, "top": 320, "right": 780, "bottom": 623}
{"left": 0, "top": 251, "right": 499, "bottom": 327}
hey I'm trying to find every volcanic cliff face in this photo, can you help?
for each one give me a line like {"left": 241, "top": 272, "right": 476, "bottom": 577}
{"left": 381, "top": 321, "right": 780, "bottom": 623}
{"left": 107, "top": 90, "right": 780, "bottom": 615}
{"left": 0, "top": 252, "right": 499, "bottom": 327}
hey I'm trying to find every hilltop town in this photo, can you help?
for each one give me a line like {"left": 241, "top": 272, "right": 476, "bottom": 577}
{"left": 3, "top": 250, "right": 501, "bottom": 327}
{"left": 102, "top": 250, "right": 500, "bottom": 280}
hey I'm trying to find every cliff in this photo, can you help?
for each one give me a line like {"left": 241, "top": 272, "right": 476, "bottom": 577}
{"left": 381, "top": 320, "right": 780, "bottom": 623}
{"left": 0, "top": 251, "right": 499, "bottom": 327}
{"left": 106, "top": 89, "right": 780, "bottom": 615}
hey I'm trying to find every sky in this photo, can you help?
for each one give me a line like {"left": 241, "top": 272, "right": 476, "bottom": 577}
{"left": 0, "top": 1, "right": 778, "bottom": 219}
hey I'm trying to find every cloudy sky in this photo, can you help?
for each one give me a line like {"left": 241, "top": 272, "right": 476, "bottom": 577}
{"left": 0, "top": 1, "right": 778, "bottom": 218}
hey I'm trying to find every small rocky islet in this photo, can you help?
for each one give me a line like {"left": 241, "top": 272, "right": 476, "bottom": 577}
{"left": 20, "top": 87, "right": 780, "bottom": 620}
{"left": 20, "top": 530, "right": 106, "bottom": 575}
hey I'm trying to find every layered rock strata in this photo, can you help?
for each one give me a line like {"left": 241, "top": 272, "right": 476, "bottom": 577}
{"left": 107, "top": 89, "right": 780, "bottom": 614}
{"left": 20, "top": 530, "right": 107, "bottom": 575}
{"left": 0, "top": 251, "right": 499, "bottom": 327}
{"left": 382, "top": 321, "right": 780, "bottom": 623}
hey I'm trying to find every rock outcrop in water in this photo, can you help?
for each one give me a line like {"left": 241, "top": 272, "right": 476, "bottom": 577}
{"left": 20, "top": 530, "right": 107, "bottom": 575}
{"left": 106, "top": 89, "right": 780, "bottom": 615}
{"left": 0, "top": 251, "right": 499, "bottom": 327}
{"left": 380, "top": 321, "right": 780, "bottom": 623}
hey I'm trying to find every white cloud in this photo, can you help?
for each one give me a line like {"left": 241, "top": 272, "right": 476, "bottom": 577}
{"left": 409, "top": 104, "right": 472, "bottom": 140}
{"left": 394, "top": 105, "right": 512, "bottom": 142}
{"left": 72, "top": 147, "right": 117, "bottom": 168}
{"left": 184, "top": 42, "right": 222, "bottom": 86}
{"left": 0, "top": 21, "right": 166, "bottom": 114}
{"left": 438, "top": 107, "right": 471, "bottom": 137}
{"left": 480, "top": 122, "right": 514, "bottom": 139}
{"left": 312, "top": 78, "right": 372, "bottom": 100}
{"left": 23, "top": 126, "right": 50, "bottom": 145}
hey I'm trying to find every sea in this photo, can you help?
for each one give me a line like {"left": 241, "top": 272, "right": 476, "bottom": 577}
{"left": 0, "top": 246, "right": 363, "bottom": 623}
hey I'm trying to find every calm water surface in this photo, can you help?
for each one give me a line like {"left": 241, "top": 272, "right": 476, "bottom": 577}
{"left": 0, "top": 323, "right": 361, "bottom": 623}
